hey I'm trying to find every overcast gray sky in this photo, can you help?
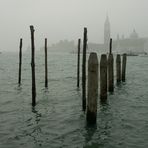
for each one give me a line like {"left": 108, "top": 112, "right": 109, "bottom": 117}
{"left": 0, "top": 0, "right": 148, "bottom": 51}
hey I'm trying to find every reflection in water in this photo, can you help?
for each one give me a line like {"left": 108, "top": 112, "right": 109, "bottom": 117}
{"left": 32, "top": 107, "right": 42, "bottom": 124}
{"left": 42, "top": 87, "right": 49, "bottom": 94}
{"left": 83, "top": 101, "right": 112, "bottom": 147}
{"left": 23, "top": 107, "right": 42, "bottom": 146}
{"left": 116, "top": 81, "right": 122, "bottom": 88}
{"left": 99, "top": 102, "right": 112, "bottom": 142}
{"left": 17, "top": 84, "right": 22, "bottom": 88}
{"left": 76, "top": 87, "right": 80, "bottom": 92}
{"left": 16, "top": 84, "right": 22, "bottom": 92}
{"left": 76, "top": 87, "right": 81, "bottom": 98}
{"left": 84, "top": 124, "right": 97, "bottom": 143}
{"left": 100, "top": 101, "right": 110, "bottom": 110}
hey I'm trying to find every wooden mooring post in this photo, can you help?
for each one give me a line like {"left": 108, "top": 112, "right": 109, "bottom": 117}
{"left": 82, "top": 27, "right": 87, "bottom": 111}
{"left": 77, "top": 38, "right": 81, "bottom": 88}
{"left": 87, "top": 52, "right": 98, "bottom": 124}
{"left": 116, "top": 54, "right": 121, "bottom": 83}
{"left": 30, "top": 25, "right": 36, "bottom": 106}
{"left": 109, "top": 38, "right": 112, "bottom": 54}
{"left": 100, "top": 54, "right": 107, "bottom": 101}
{"left": 18, "top": 38, "right": 22, "bottom": 85}
{"left": 45, "top": 38, "right": 48, "bottom": 88}
{"left": 108, "top": 38, "right": 114, "bottom": 92}
{"left": 122, "top": 53, "right": 127, "bottom": 82}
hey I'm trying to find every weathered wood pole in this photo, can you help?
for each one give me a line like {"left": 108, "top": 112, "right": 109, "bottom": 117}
{"left": 108, "top": 38, "right": 114, "bottom": 92}
{"left": 116, "top": 54, "right": 121, "bottom": 83}
{"left": 87, "top": 52, "right": 98, "bottom": 124}
{"left": 30, "top": 25, "right": 36, "bottom": 106}
{"left": 108, "top": 54, "right": 114, "bottom": 92}
{"left": 18, "top": 38, "right": 22, "bottom": 85}
{"left": 82, "top": 27, "right": 87, "bottom": 111}
{"left": 100, "top": 54, "right": 107, "bottom": 101}
{"left": 77, "top": 38, "right": 81, "bottom": 88}
{"left": 122, "top": 53, "right": 127, "bottom": 82}
{"left": 45, "top": 38, "right": 48, "bottom": 88}
{"left": 109, "top": 38, "right": 112, "bottom": 54}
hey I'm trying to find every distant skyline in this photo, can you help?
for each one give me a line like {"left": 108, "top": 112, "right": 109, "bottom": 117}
{"left": 0, "top": 0, "right": 148, "bottom": 51}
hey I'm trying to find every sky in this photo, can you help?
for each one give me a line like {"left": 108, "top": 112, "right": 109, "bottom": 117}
{"left": 0, "top": 0, "right": 148, "bottom": 51}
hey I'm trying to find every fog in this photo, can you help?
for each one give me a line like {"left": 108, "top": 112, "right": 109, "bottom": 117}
{"left": 0, "top": 0, "right": 148, "bottom": 51}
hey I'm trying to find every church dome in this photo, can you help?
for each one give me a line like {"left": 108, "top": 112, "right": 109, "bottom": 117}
{"left": 130, "top": 29, "right": 139, "bottom": 39}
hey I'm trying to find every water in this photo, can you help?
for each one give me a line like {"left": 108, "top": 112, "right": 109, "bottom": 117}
{"left": 0, "top": 51, "right": 148, "bottom": 148}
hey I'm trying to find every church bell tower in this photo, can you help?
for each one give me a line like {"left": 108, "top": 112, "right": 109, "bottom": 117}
{"left": 104, "top": 15, "right": 111, "bottom": 50}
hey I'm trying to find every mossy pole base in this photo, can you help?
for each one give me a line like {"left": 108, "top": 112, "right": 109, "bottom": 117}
{"left": 122, "top": 53, "right": 127, "bottom": 82}
{"left": 87, "top": 52, "right": 98, "bottom": 124}
{"left": 100, "top": 54, "right": 107, "bottom": 101}
{"left": 18, "top": 38, "right": 22, "bottom": 85}
{"left": 82, "top": 27, "right": 87, "bottom": 111}
{"left": 30, "top": 25, "right": 36, "bottom": 107}
{"left": 116, "top": 54, "right": 121, "bottom": 83}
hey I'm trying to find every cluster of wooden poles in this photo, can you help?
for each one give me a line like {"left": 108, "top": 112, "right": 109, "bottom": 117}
{"left": 18, "top": 26, "right": 48, "bottom": 106}
{"left": 77, "top": 28, "right": 127, "bottom": 124}
{"left": 18, "top": 26, "right": 127, "bottom": 123}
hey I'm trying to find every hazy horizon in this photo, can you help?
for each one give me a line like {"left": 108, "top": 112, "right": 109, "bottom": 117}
{"left": 0, "top": 0, "right": 148, "bottom": 51}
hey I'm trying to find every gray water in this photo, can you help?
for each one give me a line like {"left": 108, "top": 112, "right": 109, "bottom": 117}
{"left": 0, "top": 51, "right": 148, "bottom": 148}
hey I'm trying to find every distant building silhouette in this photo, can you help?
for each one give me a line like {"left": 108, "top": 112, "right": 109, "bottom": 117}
{"left": 88, "top": 16, "right": 148, "bottom": 54}
{"left": 41, "top": 40, "right": 76, "bottom": 52}
{"left": 40, "top": 15, "right": 148, "bottom": 54}
{"left": 113, "top": 29, "right": 148, "bottom": 54}
{"left": 104, "top": 15, "right": 111, "bottom": 51}
{"left": 130, "top": 29, "right": 139, "bottom": 39}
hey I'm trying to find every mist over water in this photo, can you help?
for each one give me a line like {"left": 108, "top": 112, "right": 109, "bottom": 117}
{"left": 1, "top": 0, "right": 148, "bottom": 51}
{"left": 0, "top": 51, "right": 148, "bottom": 148}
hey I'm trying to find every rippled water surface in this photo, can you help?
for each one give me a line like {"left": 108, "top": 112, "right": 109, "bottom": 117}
{"left": 0, "top": 51, "right": 148, "bottom": 148}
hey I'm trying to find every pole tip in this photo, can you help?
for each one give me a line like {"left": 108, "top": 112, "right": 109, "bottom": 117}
{"left": 30, "top": 25, "right": 34, "bottom": 31}
{"left": 84, "top": 27, "right": 87, "bottom": 31}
